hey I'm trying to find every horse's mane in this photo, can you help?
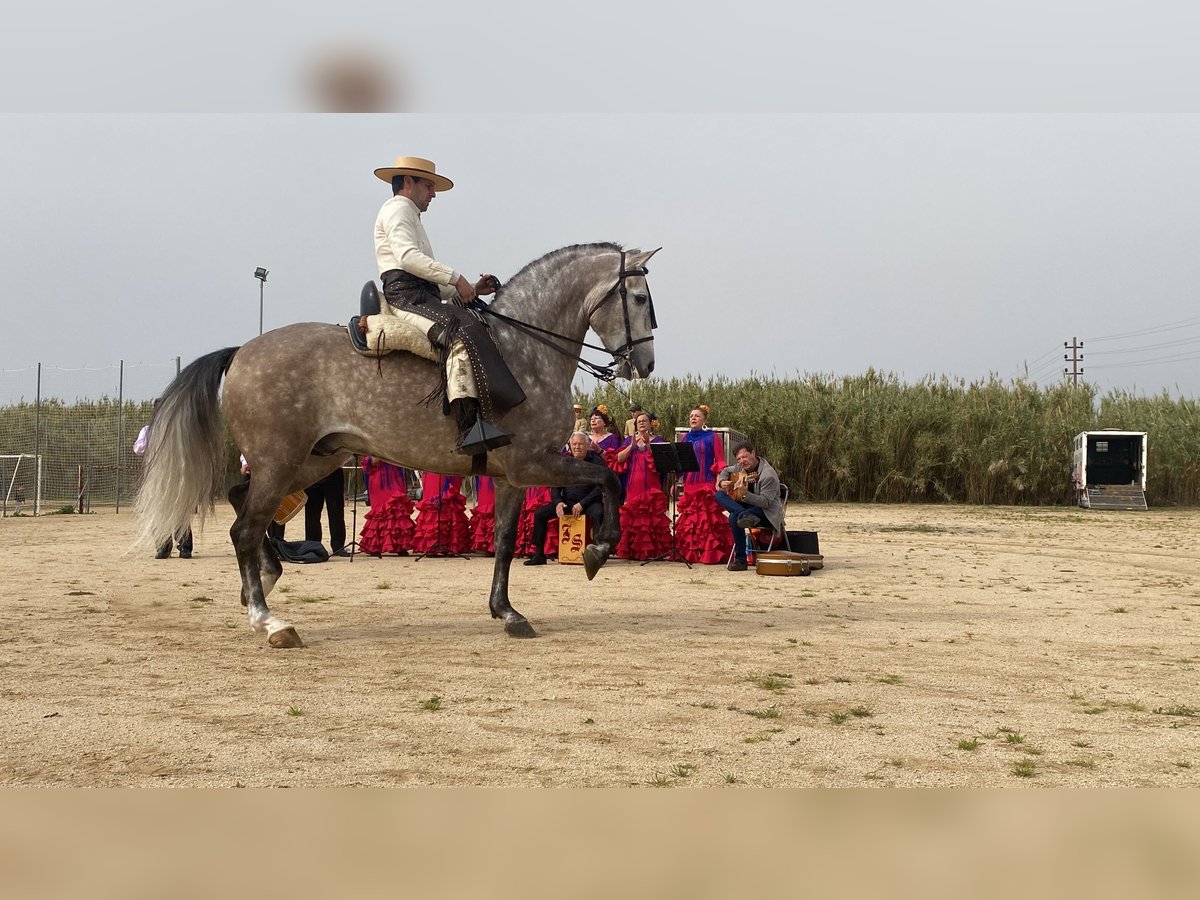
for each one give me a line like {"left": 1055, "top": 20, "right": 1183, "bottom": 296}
{"left": 502, "top": 241, "right": 624, "bottom": 293}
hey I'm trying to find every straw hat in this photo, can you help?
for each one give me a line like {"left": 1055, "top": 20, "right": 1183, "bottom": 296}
{"left": 373, "top": 156, "right": 454, "bottom": 191}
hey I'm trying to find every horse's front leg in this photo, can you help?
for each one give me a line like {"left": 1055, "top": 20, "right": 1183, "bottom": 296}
{"left": 228, "top": 483, "right": 302, "bottom": 649}
{"left": 489, "top": 482, "right": 537, "bottom": 638}
{"left": 583, "top": 469, "right": 621, "bottom": 580}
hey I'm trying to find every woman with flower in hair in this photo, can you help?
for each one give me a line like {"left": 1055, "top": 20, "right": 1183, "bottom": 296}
{"left": 673, "top": 404, "right": 733, "bottom": 564}
{"left": 586, "top": 404, "right": 623, "bottom": 459}
{"left": 613, "top": 410, "right": 672, "bottom": 560}
{"left": 580, "top": 402, "right": 624, "bottom": 502}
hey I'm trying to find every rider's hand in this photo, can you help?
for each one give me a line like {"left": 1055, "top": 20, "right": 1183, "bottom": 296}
{"left": 454, "top": 274, "right": 477, "bottom": 306}
{"left": 475, "top": 274, "right": 500, "bottom": 296}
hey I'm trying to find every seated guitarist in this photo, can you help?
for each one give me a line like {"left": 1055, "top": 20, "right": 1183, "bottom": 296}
{"left": 715, "top": 442, "right": 783, "bottom": 571}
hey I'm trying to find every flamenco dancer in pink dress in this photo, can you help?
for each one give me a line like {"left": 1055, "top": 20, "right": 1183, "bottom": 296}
{"left": 357, "top": 456, "right": 415, "bottom": 556}
{"left": 411, "top": 471, "right": 471, "bottom": 555}
{"left": 515, "top": 485, "right": 558, "bottom": 557}
{"left": 468, "top": 475, "right": 496, "bottom": 555}
{"left": 613, "top": 411, "right": 673, "bottom": 560}
{"left": 673, "top": 405, "right": 733, "bottom": 564}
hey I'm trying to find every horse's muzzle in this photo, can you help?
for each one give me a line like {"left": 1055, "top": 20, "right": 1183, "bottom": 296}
{"left": 624, "top": 346, "right": 654, "bottom": 380}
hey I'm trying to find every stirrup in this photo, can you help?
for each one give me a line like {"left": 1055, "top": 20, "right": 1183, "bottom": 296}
{"left": 456, "top": 419, "right": 512, "bottom": 456}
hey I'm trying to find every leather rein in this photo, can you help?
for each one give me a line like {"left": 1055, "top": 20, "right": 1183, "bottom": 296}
{"left": 474, "top": 250, "right": 656, "bottom": 383}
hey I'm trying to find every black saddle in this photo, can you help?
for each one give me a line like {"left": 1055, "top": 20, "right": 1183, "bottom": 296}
{"left": 348, "top": 281, "right": 382, "bottom": 352}
{"left": 360, "top": 280, "right": 381, "bottom": 317}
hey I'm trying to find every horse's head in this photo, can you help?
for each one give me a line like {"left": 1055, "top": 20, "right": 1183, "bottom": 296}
{"left": 588, "top": 247, "right": 660, "bottom": 380}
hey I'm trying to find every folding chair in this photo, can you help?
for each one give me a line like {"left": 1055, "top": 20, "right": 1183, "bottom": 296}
{"left": 728, "top": 483, "right": 791, "bottom": 564}
{"left": 761, "top": 483, "right": 791, "bottom": 551}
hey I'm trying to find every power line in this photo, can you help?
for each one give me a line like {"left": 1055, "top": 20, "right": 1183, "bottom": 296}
{"left": 1083, "top": 314, "right": 1200, "bottom": 344}
{"left": 1027, "top": 358, "right": 1067, "bottom": 381}
{"left": 1011, "top": 346, "right": 1064, "bottom": 382}
{"left": 1084, "top": 333, "right": 1200, "bottom": 357}
{"left": 1086, "top": 350, "right": 1200, "bottom": 370}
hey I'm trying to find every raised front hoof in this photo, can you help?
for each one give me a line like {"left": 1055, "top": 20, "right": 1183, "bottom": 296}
{"left": 504, "top": 616, "right": 538, "bottom": 639}
{"left": 582, "top": 543, "right": 610, "bottom": 581}
{"left": 268, "top": 626, "right": 305, "bottom": 649}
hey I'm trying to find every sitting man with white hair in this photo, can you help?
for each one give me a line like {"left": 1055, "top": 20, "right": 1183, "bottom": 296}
{"left": 524, "top": 432, "right": 607, "bottom": 566}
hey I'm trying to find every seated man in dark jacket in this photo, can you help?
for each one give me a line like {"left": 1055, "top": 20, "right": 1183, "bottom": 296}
{"left": 524, "top": 432, "right": 606, "bottom": 566}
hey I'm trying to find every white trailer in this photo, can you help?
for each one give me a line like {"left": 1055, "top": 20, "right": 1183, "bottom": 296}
{"left": 1072, "top": 429, "right": 1147, "bottom": 509}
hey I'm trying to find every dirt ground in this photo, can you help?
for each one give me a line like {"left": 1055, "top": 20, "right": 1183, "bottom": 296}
{"left": 1, "top": 501, "right": 1197, "bottom": 787}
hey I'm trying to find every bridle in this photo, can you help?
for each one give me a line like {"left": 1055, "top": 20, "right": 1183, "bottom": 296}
{"left": 475, "top": 250, "right": 657, "bottom": 382}
{"left": 589, "top": 249, "right": 658, "bottom": 366}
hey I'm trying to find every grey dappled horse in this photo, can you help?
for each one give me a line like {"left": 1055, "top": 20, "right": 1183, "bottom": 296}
{"left": 136, "top": 243, "right": 658, "bottom": 648}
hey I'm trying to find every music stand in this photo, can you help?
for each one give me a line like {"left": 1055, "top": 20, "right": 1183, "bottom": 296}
{"left": 416, "top": 475, "right": 469, "bottom": 562}
{"left": 339, "top": 456, "right": 362, "bottom": 560}
{"left": 642, "top": 441, "right": 699, "bottom": 568}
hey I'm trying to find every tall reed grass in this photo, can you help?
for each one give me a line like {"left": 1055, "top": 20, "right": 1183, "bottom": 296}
{"left": 583, "top": 372, "right": 1200, "bottom": 506}
{"left": 4, "top": 374, "right": 1197, "bottom": 507}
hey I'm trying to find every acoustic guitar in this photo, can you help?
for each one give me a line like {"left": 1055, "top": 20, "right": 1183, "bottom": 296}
{"left": 729, "top": 470, "right": 759, "bottom": 501}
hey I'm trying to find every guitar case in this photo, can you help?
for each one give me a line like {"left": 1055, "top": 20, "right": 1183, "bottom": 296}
{"left": 754, "top": 550, "right": 824, "bottom": 577}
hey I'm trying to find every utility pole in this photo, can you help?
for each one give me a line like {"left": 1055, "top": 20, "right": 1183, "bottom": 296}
{"left": 1063, "top": 337, "right": 1084, "bottom": 386}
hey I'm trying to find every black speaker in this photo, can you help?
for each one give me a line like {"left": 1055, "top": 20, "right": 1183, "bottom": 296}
{"left": 786, "top": 530, "right": 820, "bottom": 554}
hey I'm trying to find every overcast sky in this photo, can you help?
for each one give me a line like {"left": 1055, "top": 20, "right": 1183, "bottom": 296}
{"left": 2, "top": 113, "right": 1199, "bottom": 404}
{"left": 4, "top": 3, "right": 1200, "bottom": 403}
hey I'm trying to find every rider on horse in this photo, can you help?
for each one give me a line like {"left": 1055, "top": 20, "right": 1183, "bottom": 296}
{"left": 352, "top": 155, "right": 525, "bottom": 457}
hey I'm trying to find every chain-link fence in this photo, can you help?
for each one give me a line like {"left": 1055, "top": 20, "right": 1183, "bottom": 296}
{"left": 0, "top": 360, "right": 180, "bottom": 516}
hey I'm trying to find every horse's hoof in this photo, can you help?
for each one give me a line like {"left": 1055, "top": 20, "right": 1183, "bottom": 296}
{"left": 268, "top": 627, "right": 304, "bottom": 649}
{"left": 504, "top": 617, "right": 538, "bottom": 639}
{"left": 583, "top": 544, "right": 609, "bottom": 581}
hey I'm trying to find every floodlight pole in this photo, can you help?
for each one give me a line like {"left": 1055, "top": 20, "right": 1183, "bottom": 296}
{"left": 254, "top": 267, "right": 269, "bottom": 335}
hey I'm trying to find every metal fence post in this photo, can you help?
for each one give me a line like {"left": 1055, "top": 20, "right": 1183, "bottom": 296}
{"left": 33, "top": 363, "right": 41, "bottom": 516}
{"left": 116, "top": 359, "right": 124, "bottom": 513}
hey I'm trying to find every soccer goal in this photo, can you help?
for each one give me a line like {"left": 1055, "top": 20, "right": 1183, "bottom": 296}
{"left": 1, "top": 453, "right": 41, "bottom": 516}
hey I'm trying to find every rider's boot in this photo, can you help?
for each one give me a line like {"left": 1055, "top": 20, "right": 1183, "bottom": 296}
{"left": 451, "top": 397, "right": 512, "bottom": 456}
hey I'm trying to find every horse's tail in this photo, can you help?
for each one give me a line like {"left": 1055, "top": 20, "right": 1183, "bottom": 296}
{"left": 134, "top": 347, "right": 240, "bottom": 549}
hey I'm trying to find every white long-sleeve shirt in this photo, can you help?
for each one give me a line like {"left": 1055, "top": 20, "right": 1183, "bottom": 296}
{"left": 133, "top": 425, "right": 150, "bottom": 456}
{"left": 374, "top": 195, "right": 459, "bottom": 304}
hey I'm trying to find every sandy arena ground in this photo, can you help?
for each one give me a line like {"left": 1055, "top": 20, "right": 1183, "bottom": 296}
{"left": 1, "top": 501, "right": 1197, "bottom": 787}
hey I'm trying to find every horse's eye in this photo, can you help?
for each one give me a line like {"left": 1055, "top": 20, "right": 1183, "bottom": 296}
{"left": 634, "top": 293, "right": 648, "bottom": 304}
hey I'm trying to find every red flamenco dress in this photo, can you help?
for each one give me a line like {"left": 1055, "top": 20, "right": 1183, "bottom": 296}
{"left": 468, "top": 475, "right": 496, "bottom": 555}
{"left": 673, "top": 428, "right": 733, "bottom": 564}
{"left": 614, "top": 436, "right": 673, "bottom": 560}
{"left": 515, "top": 486, "right": 559, "bottom": 557}
{"left": 411, "top": 472, "right": 471, "bottom": 555}
{"left": 357, "top": 456, "right": 416, "bottom": 556}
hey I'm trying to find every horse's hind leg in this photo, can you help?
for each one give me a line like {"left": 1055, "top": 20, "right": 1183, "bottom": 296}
{"left": 228, "top": 482, "right": 302, "bottom": 648}
{"left": 489, "top": 483, "right": 537, "bottom": 638}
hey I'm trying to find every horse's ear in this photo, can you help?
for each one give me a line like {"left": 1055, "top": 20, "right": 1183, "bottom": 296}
{"left": 628, "top": 247, "right": 662, "bottom": 270}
